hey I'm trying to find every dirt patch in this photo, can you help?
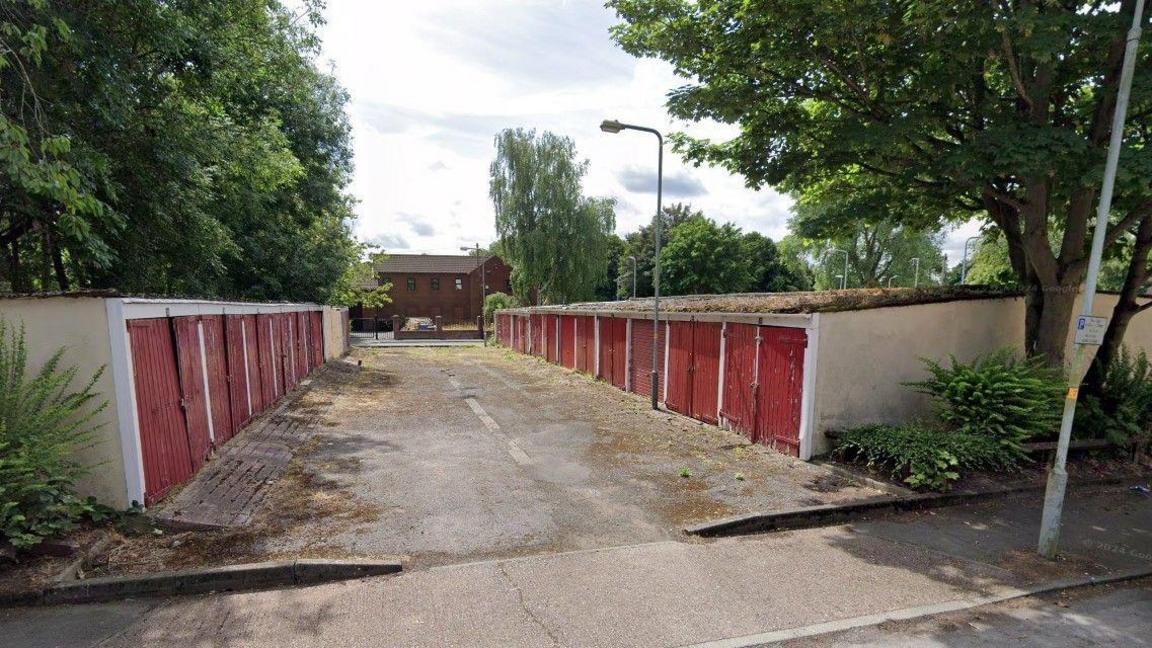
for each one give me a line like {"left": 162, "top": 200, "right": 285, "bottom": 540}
{"left": 0, "top": 528, "right": 108, "bottom": 598}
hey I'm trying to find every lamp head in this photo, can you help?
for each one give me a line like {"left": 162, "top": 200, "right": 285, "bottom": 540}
{"left": 600, "top": 119, "right": 625, "bottom": 134}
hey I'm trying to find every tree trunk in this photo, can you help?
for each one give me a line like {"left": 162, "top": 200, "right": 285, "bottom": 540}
{"left": 1083, "top": 215, "right": 1152, "bottom": 395}
{"left": 46, "top": 225, "right": 70, "bottom": 291}
{"left": 1031, "top": 284, "right": 1077, "bottom": 366}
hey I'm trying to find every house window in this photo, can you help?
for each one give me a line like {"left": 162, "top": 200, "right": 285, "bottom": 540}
{"left": 406, "top": 277, "right": 416, "bottom": 292}
{"left": 455, "top": 278, "right": 463, "bottom": 290}
{"left": 431, "top": 278, "right": 440, "bottom": 291}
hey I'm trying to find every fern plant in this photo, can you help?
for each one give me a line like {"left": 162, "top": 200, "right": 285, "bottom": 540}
{"left": 0, "top": 319, "right": 108, "bottom": 549}
{"left": 909, "top": 349, "right": 1064, "bottom": 458}
{"left": 1076, "top": 347, "right": 1152, "bottom": 455}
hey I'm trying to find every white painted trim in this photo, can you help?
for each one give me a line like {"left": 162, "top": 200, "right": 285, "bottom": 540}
{"left": 662, "top": 321, "right": 671, "bottom": 403}
{"left": 240, "top": 319, "right": 253, "bottom": 418}
{"left": 717, "top": 322, "right": 727, "bottom": 423}
{"left": 798, "top": 314, "right": 821, "bottom": 461}
{"left": 288, "top": 318, "right": 297, "bottom": 385}
{"left": 624, "top": 318, "right": 632, "bottom": 392}
{"left": 572, "top": 316, "right": 578, "bottom": 364}
{"left": 195, "top": 319, "right": 216, "bottom": 443}
{"left": 105, "top": 299, "right": 147, "bottom": 507}
{"left": 594, "top": 316, "right": 600, "bottom": 377}
{"left": 118, "top": 298, "right": 320, "bottom": 320}
{"left": 269, "top": 318, "right": 280, "bottom": 398}
{"left": 499, "top": 308, "right": 813, "bottom": 328}
{"left": 555, "top": 315, "right": 561, "bottom": 360}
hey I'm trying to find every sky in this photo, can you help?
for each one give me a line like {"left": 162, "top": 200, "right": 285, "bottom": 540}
{"left": 311, "top": 0, "right": 981, "bottom": 265}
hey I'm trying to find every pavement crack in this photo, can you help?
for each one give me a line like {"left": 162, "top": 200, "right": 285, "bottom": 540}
{"left": 497, "top": 561, "right": 561, "bottom": 647}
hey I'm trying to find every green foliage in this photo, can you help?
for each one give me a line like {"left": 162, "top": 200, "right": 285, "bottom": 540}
{"left": 330, "top": 248, "right": 392, "bottom": 309}
{"left": 1, "top": 0, "right": 358, "bottom": 301}
{"left": 1076, "top": 348, "right": 1152, "bottom": 453}
{"left": 660, "top": 217, "right": 752, "bottom": 294}
{"left": 490, "top": 128, "right": 616, "bottom": 304}
{"left": 483, "top": 292, "right": 519, "bottom": 329}
{"left": 910, "top": 350, "right": 1064, "bottom": 456}
{"left": 837, "top": 424, "right": 1013, "bottom": 491}
{"left": 619, "top": 204, "right": 807, "bottom": 298}
{"left": 0, "top": 320, "right": 108, "bottom": 548}
{"left": 608, "top": 0, "right": 1152, "bottom": 364}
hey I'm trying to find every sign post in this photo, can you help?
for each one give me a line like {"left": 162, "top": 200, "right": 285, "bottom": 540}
{"left": 1037, "top": 0, "right": 1145, "bottom": 558}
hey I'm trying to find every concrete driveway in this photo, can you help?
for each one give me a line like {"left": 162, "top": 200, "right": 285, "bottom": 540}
{"left": 262, "top": 345, "right": 881, "bottom": 566}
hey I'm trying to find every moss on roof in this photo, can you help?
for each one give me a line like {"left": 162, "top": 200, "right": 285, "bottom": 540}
{"left": 507, "top": 286, "right": 1022, "bottom": 315}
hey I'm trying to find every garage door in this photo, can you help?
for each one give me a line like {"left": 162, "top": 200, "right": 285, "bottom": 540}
{"left": 574, "top": 316, "right": 595, "bottom": 374}
{"left": 597, "top": 317, "right": 627, "bottom": 389}
{"left": 629, "top": 319, "right": 665, "bottom": 399}
{"left": 758, "top": 326, "right": 807, "bottom": 456}
{"left": 560, "top": 315, "right": 576, "bottom": 369}
{"left": 128, "top": 319, "right": 193, "bottom": 505}
{"left": 545, "top": 315, "right": 559, "bottom": 363}
{"left": 665, "top": 320, "right": 721, "bottom": 424}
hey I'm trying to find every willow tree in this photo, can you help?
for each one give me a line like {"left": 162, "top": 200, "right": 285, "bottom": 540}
{"left": 489, "top": 128, "right": 616, "bottom": 304}
{"left": 610, "top": 0, "right": 1152, "bottom": 370}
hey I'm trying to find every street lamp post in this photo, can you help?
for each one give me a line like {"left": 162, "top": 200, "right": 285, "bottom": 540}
{"left": 887, "top": 275, "right": 898, "bottom": 288}
{"left": 1038, "top": 0, "right": 1145, "bottom": 558}
{"left": 462, "top": 244, "right": 487, "bottom": 339}
{"left": 960, "top": 236, "right": 980, "bottom": 284}
{"left": 627, "top": 255, "right": 637, "bottom": 299}
{"left": 823, "top": 248, "right": 849, "bottom": 289}
{"left": 911, "top": 257, "right": 921, "bottom": 288}
{"left": 601, "top": 119, "right": 663, "bottom": 410}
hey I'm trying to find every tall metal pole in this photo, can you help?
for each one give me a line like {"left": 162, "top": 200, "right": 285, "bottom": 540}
{"left": 911, "top": 257, "right": 921, "bottom": 288}
{"left": 961, "top": 236, "right": 980, "bottom": 284}
{"left": 824, "top": 248, "right": 849, "bottom": 289}
{"left": 633, "top": 257, "right": 638, "bottom": 299}
{"left": 652, "top": 133, "right": 664, "bottom": 410}
{"left": 599, "top": 120, "right": 663, "bottom": 409}
{"left": 1038, "top": 0, "right": 1145, "bottom": 558}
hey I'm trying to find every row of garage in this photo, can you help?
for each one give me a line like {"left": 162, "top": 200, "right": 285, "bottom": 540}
{"left": 0, "top": 295, "right": 350, "bottom": 508}
{"left": 127, "top": 309, "right": 326, "bottom": 504}
{"left": 495, "top": 311, "right": 809, "bottom": 455}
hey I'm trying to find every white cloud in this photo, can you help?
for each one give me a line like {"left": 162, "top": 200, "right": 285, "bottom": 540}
{"left": 314, "top": 0, "right": 798, "bottom": 254}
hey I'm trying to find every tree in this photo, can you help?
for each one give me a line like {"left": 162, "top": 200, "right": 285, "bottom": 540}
{"left": 489, "top": 128, "right": 616, "bottom": 304}
{"left": 330, "top": 248, "right": 392, "bottom": 309}
{"left": 1, "top": 0, "right": 358, "bottom": 302}
{"left": 609, "top": 0, "right": 1152, "bottom": 369}
{"left": 594, "top": 234, "right": 625, "bottom": 301}
{"left": 617, "top": 202, "right": 701, "bottom": 298}
{"left": 742, "top": 231, "right": 810, "bottom": 292}
{"left": 660, "top": 216, "right": 752, "bottom": 294}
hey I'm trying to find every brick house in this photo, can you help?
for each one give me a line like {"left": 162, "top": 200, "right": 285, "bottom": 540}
{"left": 350, "top": 254, "right": 512, "bottom": 328}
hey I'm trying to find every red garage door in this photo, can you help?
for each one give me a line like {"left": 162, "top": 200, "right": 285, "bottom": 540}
{"left": 257, "top": 313, "right": 280, "bottom": 404}
{"left": 171, "top": 317, "right": 213, "bottom": 470}
{"left": 597, "top": 317, "right": 627, "bottom": 389}
{"left": 310, "top": 311, "right": 324, "bottom": 368}
{"left": 226, "top": 315, "right": 254, "bottom": 426}
{"left": 720, "top": 323, "right": 758, "bottom": 438}
{"left": 201, "top": 315, "right": 236, "bottom": 444}
{"left": 758, "top": 326, "right": 807, "bottom": 456}
{"left": 665, "top": 320, "right": 722, "bottom": 424}
{"left": 560, "top": 315, "right": 576, "bottom": 369}
{"left": 629, "top": 319, "right": 665, "bottom": 399}
{"left": 574, "top": 316, "right": 595, "bottom": 373}
{"left": 128, "top": 319, "right": 194, "bottom": 506}
{"left": 531, "top": 314, "right": 544, "bottom": 356}
{"left": 545, "top": 315, "right": 560, "bottom": 363}
{"left": 242, "top": 314, "right": 263, "bottom": 414}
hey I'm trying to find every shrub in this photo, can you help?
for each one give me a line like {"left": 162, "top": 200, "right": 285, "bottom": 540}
{"left": 1076, "top": 347, "right": 1152, "bottom": 456}
{"left": 483, "top": 292, "right": 519, "bottom": 328}
{"left": 0, "top": 320, "right": 108, "bottom": 549}
{"left": 909, "top": 349, "right": 1064, "bottom": 457}
{"left": 837, "top": 424, "right": 1014, "bottom": 491}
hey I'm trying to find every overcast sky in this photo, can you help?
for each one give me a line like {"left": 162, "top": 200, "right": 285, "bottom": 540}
{"left": 313, "top": 0, "right": 979, "bottom": 265}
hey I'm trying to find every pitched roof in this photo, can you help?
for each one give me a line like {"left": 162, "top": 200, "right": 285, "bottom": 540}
{"left": 373, "top": 254, "right": 492, "bottom": 274}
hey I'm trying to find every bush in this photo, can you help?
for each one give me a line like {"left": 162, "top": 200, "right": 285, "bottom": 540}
{"left": 1076, "top": 347, "right": 1152, "bottom": 455}
{"left": 836, "top": 424, "right": 1014, "bottom": 491}
{"left": 483, "top": 292, "right": 519, "bottom": 328}
{"left": 909, "top": 349, "right": 1064, "bottom": 457}
{"left": 0, "top": 320, "right": 108, "bottom": 549}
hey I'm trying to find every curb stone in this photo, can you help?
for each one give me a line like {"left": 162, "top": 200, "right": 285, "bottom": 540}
{"left": 682, "top": 567, "right": 1152, "bottom": 648}
{"left": 0, "top": 558, "right": 402, "bottom": 607}
{"left": 684, "top": 476, "right": 1131, "bottom": 537}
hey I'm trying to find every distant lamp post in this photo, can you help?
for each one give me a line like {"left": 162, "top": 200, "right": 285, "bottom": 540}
{"left": 960, "top": 236, "right": 980, "bottom": 284}
{"left": 834, "top": 274, "right": 844, "bottom": 290}
{"left": 601, "top": 119, "right": 663, "bottom": 410}
{"left": 462, "top": 243, "right": 487, "bottom": 321}
{"left": 823, "top": 248, "right": 849, "bottom": 289}
{"left": 911, "top": 257, "right": 921, "bottom": 288}
{"left": 627, "top": 255, "right": 637, "bottom": 299}
{"left": 887, "top": 275, "right": 898, "bottom": 288}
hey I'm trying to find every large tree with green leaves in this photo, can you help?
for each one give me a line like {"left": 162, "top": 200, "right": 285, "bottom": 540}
{"left": 1, "top": 0, "right": 357, "bottom": 302}
{"left": 489, "top": 128, "right": 616, "bottom": 304}
{"left": 609, "top": 0, "right": 1152, "bottom": 370}
{"left": 660, "top": 216, "right": 753, "bottom": 294}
